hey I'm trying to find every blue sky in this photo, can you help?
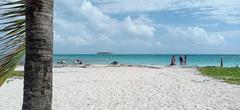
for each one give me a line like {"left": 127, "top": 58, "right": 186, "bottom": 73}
{"left": 53, "top": 0, "right": 240, "bottom": 54}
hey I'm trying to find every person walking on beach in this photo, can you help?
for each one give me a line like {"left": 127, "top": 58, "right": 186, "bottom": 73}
{"left": 179, "top": 56, "right": 183, "bottom": 66}
{"left": 184, "top": 55, "right": 187, "bottom": 65}
{"left": 170, "top": 55, "right": 176, "bottom": 65}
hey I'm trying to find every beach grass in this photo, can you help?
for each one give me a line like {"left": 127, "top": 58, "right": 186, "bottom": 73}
{"left": 0, "top": 71, "right": 23, "bottom": 86}
{"left": 198, "top": 67, "right": 240, "bottom": 85}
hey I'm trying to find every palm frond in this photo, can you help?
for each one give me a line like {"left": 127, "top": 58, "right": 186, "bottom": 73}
{"left": 0, "top": 0, "right": 25, "bottom": 86}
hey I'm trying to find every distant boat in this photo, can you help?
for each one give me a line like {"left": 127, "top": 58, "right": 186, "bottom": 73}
{"left": 96, "top": 52, "right": 113, "bottom": 55}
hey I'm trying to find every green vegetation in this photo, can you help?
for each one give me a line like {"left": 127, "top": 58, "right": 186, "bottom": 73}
{"left": 0, "top": 71, "right": 23, "bottom": 87}
{"left": 198, "top": 67, "right": 240, "bottom": 85}
{"left": 0, "top": 0, "right": 25, "bottom": 86}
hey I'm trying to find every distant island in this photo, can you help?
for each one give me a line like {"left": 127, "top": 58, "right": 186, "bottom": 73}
{"left": 96, "top": 52, "right": 113, "bottom": 54}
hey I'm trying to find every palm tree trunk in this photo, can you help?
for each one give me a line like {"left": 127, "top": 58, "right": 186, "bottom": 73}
{"left": 22, "top": 0, "right": 54, "bottom": 110}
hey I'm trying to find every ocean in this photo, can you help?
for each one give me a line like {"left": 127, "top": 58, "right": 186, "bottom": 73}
{"left": 54, "top": 54, "right": 240, "bottom": 67}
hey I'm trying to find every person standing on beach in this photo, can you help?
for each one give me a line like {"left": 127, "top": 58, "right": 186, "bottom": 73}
{"left": 179, "top": 56, "right": 183, "bottom": 66}
{"left": 170, "top": 55, "right": 176, "bottom": 65}
{"left": 184, "top": 55, "right": 187, "bottom": 65}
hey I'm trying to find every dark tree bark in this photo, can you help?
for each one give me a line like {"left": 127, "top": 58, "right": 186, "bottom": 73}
{"left": 22, "top": 0, "right": 54, "bottom": 110}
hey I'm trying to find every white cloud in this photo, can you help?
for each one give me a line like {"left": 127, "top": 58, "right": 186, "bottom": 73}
{"left": 54, "top": 0, "right": 159, "bottom": 53}
{"left": 159, "top": 25, "right": 225, "bottom": 46}
{"left": 78, "top": 1, "right": 156, "bottom": 38}
{"left": 53, "top": 0, "right": 238, "bottom": 54}
{"left": 54, "top": 34, "right": 91, "bottom": 46}
{"left": 214, "top": 30, "right": 240, "bottom": 39}
{"left": 93, "top": 0, "right": 240, "bottom": 24}
{"left": 94, "top": 0, "right": 175, "bottom": 13}
{"left": 122, "top": 16, "right": 155, "bottom": 38}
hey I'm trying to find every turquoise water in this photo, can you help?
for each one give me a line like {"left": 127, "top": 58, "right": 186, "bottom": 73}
{"left": 54, "top": 54, "right": 240, "bottom": 67}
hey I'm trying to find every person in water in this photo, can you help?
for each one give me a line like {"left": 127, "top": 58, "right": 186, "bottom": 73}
{"left": 179, "top": 56, "right": 183, "bottom": 66}
{"left": 170, "top": 55, "right": 176, "bottom": 65}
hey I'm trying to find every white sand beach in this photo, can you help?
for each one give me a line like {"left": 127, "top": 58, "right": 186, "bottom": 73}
{"left": 0, "top": 65, "right": 240, "bottom": 110}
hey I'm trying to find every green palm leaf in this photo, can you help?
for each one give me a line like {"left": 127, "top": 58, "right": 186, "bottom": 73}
{"left": 0, "top": 0, "right": 25, "bottom": 86}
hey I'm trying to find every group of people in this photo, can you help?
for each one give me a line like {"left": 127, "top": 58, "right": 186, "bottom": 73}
{"left": 57, "top": 59, "right": 83, "bottom": 65}
{"left": 170, "top": 55, "right": 187, "bottom": 66}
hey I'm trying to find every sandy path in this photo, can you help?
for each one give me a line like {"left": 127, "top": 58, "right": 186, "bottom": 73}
{"left": 0, "top": 66, "right": 240, "bottom": 110}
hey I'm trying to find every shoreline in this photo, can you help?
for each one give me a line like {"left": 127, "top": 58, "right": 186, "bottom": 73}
{"left": 16, "top": 63, "right": 229, "bottom": 70}
{"left": 18, "top": 63, "right": 202, "bottom": 68}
